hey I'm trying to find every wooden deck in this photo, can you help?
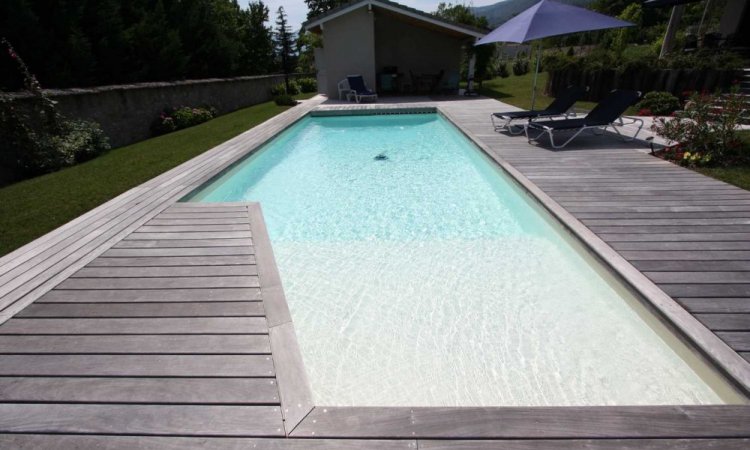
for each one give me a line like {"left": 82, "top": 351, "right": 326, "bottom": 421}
{"left": 1, "top": 95, "right": 749, "bottom": 447}
{"left": 0, "top": 203, "right": 285, "bottom": 436}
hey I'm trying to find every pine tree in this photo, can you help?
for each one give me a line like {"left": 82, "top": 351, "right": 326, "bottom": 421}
{"left": 275, "top": 6, "right": 293, "bottom": 92}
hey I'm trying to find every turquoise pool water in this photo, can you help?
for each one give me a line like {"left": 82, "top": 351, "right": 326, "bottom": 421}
{"left": 187, "top": 113, "right": 741, "bottom": 406}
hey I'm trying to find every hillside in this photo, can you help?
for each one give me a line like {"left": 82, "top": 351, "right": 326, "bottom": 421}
{"left": 472, "top": 0, "right": 594, "bottom": 27}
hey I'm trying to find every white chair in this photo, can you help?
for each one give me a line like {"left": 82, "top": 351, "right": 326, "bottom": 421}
{"left": 338, "top": 75, "right": 377, "bottom": 103}
{"left": 338, "top": 78, "right": 353, "bottom": 101}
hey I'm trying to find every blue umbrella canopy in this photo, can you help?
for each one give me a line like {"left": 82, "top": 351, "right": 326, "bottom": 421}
{"left": 476, "top": 0, "right": 634, "bottom": 45}
{"left": 474, "top": 0, "right": 634, "bottom": 109}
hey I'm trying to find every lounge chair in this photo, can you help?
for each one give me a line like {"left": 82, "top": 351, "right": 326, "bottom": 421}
{"left": 440, "top": 72, "right": 460, "bottom": 94}
{"left": 338, "top": 75, "right": 377, "bottom": 103}
{"left": 491, "top": 85, "right": 588, "bottom": 135}
{"left": 524, "top": 89, "right": 644, "bottom": 149}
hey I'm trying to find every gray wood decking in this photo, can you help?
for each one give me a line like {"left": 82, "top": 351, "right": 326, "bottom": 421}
{"left": 1, "top": 95, "right": 749, "bottom": 447}
{"left": 0, "top": 203, "right": 285, "bottom": 437}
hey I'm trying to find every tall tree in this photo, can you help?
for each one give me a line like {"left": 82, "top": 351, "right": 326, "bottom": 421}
{"left": 123, "top": 0, "right": 187, "bottom": 82}
{"left": 171, "top": 0, "right": 246, "bottom": 78}
{"left": 275, "top": 6, "right": 294, "bottom": 91}
{"left": 304, "top": 0, "right": 347, "bottom": 20}
{"left": 241, "top": 1, "right": 275, "bottom": 74}
{"left": 433, "top": 3, "right": 493, "bottom": 82}
{"left": 0, "top": 0, "right": 286, "bottom": 89}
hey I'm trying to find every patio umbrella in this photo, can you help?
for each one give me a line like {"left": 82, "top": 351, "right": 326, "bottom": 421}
{"left": 475, "top": 0, "right": 634, "bottom": 109}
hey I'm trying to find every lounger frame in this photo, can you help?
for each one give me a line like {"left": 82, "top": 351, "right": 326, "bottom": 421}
{"left": 525, "top": 116, "right": 644, "bottom": 149}
{"left": 339, "top": 75, "right": 378, "bottom": 103}
{"left": 491, "top": 111, "right": 575, "bottom": 135}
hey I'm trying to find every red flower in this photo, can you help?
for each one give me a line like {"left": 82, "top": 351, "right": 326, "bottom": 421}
{"left": 638, "top": 108, "right": 653, "bottom": 116}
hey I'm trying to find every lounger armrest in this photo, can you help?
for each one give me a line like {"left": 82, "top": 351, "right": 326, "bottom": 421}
{"left": 525, "top": 122, "right": 553, "bottom": 131}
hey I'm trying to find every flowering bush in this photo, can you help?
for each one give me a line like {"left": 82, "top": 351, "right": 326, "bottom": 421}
{"left": 651, "top": 88, "right": 747, "bottom": 167}
{"left": 0, "top": 39, "right": 110, "bottom": 182}
{"left": 635, "top": 91, "right": 681, "bottom": 116}
{"left": 151, "top": 105, "right": 216, "bottom": 135}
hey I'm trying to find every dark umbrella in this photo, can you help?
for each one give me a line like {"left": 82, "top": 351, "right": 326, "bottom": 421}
{"left": 475, "top": 0, "right": 634, "bottom": 109}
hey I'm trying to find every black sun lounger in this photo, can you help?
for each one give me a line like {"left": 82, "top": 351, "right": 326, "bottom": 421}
{"left": 491, "top": 85, "right": 588, "bottom": 134}
{"left": 524, "top": 89, "right": 644, "bottom": 149}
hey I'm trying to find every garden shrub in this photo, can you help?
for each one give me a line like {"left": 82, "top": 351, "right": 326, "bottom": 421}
{"left": 651, "top": 88, "right": 747, "bottom": 167}
{"left": 55, "top": 119, "right": 111, "bottom": 163}
{"left": 287, "top": 80, "right": 300, "bottom": 95}
{"left": 151, "top": 105, "right": 216, "bottom": 136}
{"left": 619, "top": 45, "right": 658, "bottom": 73}
{"left": 542, "top": 53, "right": 578, "bottom": 72}
{"left": 636, "top": 91, "right": 681, "bottom": 116}
{"left": 297, "top": 77, "right": 317, "bottom": 93}
{"left": 271, "top": 80, "right": 300, "bottom": 96}
{"left": 270, "top": 83, "right": 286, "bottom": 96}
{"left": 545, "top": 47, "right": 745, "bottom": 75}
{"left": 273, "top": 95, "right": 297, "bottom": 106}
{"left": 497, "top": 62, "right": 510, "bottom": 78}
{"left": 665, "top": 49, "right": 747, "bottom": 71}
{"left": 512, "top": 58, "right": 529, "bottom": 76}
{"left": 0, "top": 39, "right": 110, "bottom": 181}
{"left": 172, "top": 106, "right": 215, "bottom": 129}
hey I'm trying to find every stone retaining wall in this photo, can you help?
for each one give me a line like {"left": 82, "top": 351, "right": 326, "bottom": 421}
{"left": 10, "top": 74, "right": 298, "bottom": 147}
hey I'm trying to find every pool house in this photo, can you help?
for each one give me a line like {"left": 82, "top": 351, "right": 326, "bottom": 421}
{"left": 304, "top": 0, "right": 485, "bottom": 97}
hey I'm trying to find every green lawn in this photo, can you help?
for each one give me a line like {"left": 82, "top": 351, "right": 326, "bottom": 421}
{"left": 696, "top": 165, "right": 750, "bottom": 191}
{"left": 477, "top": 71, "right": 644, "bottom": 114}
{"left": 695, "top": 131, "right": 750, "bottom": 191}
{"left": 478, "top": 72, "right": 598, "bottom": 112}
{"left": 0, "top": 94, "right": 315, "bottom": 257}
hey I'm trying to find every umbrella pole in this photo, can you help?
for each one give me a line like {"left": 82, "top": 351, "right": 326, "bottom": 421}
{"left": 531, "top": 43, "right": 541, "bottom": 110}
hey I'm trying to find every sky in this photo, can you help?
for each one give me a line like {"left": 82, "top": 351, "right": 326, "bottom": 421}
{"left": 262, "top": 0, "right": 504, "bottom": 32}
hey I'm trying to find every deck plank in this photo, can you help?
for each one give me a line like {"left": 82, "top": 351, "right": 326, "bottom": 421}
{"left": 37, "top": 288, "right": 262, "bottom": 303}
{"left": 72, "top": 265, "right": 258, "bottom": 278}
{"left": 0, "top": 377, "right": 279, "bottom": 404}
{"left": 419, "top": 439, "right": 750, "bottom": 449}
{"left": 0, "top": 435, "right": 415, "bottom": 449}
{"left": 113, "top": 238, "right": 254, "bottom": 248}
{"left": 0, "top": 354, "right": 275, "bottom": 377}
{"left": 16, "top": 301, "right": 264, "bottom": 317}
{"left": 89, "top": 255, "right": 256, "bottom": 266}
{"left": 0, "top": 317, "right": 267, "bottom": 334}
{"left": 103, "top": 246, "right": 254, "bottom": 257}
{"left": 55, "top": 276, "right": 260, "bottom": 290}
{"left": 0, "top": 334, "right": 270, "bottom": 354}
{"left": 0, "top": 404, "right": 284, "bottom": 436}
{"left": 694, "top": 314, "right": 750, "bottom": 331}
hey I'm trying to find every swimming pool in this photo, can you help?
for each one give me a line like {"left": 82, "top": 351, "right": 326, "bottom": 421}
{"left": 186, "top": 113, "right": 743, "bottom": 406}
